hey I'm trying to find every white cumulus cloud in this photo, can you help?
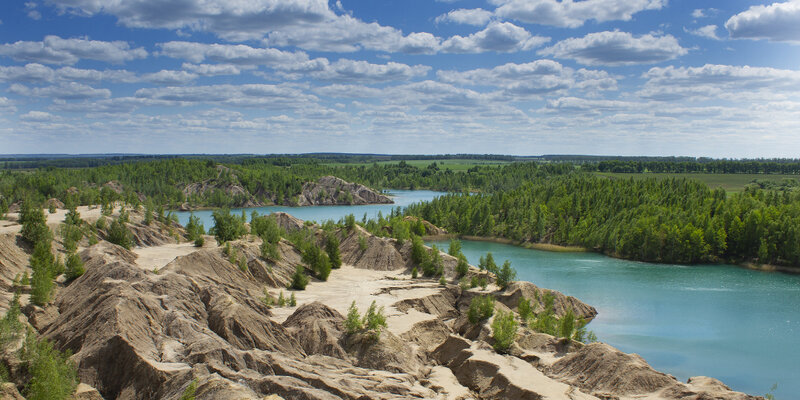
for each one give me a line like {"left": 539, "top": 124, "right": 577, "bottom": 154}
{"left": 435, "top": 9, "right": 493, "bottom": 26}
{"left": 726, "top": 1, "right": 800, "bottom": 43}
{"left": 441, "top": 22, "right": 549, "bottom": 53}
{"left": 490, "top": 0, "right": 666, "bottom": 28}
{"left": 0, "top": 35, "right": 147, "bottom": 65}
{"left": 539, "top": 31, "right": 687, "bottom": 66}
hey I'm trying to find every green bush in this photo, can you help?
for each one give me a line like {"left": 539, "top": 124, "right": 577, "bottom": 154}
{"left": 94, "top": 217, "right": 106, "bottom": 231}
{"left": 448, "top": 239, "right": 462, "bottom": 256}
{"left": 290, "top": 266, "right": 309, "bottom": 290}
{"left": 260, "top": 240, "right": 280, "bottom": 261}
{"left": 21, "top": 331, "right": 78, "bottom": 400}
{"left": 362, "top": 301, "right": 387, "bottom": 336}
{"left": 344, "top": 214, "right": 356, "bottom": 231}
{"left": 194, "top": 236, "right": 205, "bottom": 247}
{"left": 345, "top": 301, "right": 363, "bottom": 334}
{"left": 251, "top": 215, "right": 282, "bottom": 243}
{"left": 302, "top": 244, "right": 331, "bottom": 281}
{"left": 106, "top": 219, "right": 133, "bottom": 250}
{"left": 410, "top": 235, "right": 427, "bottom": 265}
{"left": 20, "top": 203, "right": 51, "bottom": 246}
{"left": 325, "top": 234, "right": 342, "bottom": 269}
{"left": 277, "top": 291, "right": 286, "bottom": 307}
{"left": 289, "top": 292, "right": 297, "bottom": 307}
{"left": 0, "top": 292, "right": 24, "bottom": 348}
{"left": 467, "top": 295, "right": 495, "bottom": 324}
{"left": 64, "top": 252, "right": 84, "bottom": 281}
{"left": 411, "top": 267, "right": 418, "bottom": 278}
{"left": 478, "top": 252, "right": 497, "bottom": 274}
{"left": 185, "top": 214, "right": 205, "bottom": 242}
{"left": 496, "top": 260, "right": 516, "bottom": 290}
{"left": 517, "top": 297, "right": 532, "bottom": 323}
{"left": 455, "top": 254, "right": 469, "bottom": 278}
{"left": 491, "top": 311, "right": 518, "bottom": 353}
{"left": 357, "top": 234, "right": 367, "bottom": 251}
{"left": 179, "top": 379, "right": 197, "bottom": 400}
{"left": 210, "top": 208, "right": 246, "bottom": 244}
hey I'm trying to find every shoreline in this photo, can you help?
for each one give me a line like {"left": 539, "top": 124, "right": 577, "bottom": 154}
{"left": 436, "top": 234, "right": 800, "bottom": 275}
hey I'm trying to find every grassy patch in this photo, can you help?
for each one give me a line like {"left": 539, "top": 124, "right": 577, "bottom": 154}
{"left": 595, "top": 172, "right": 800, "bottom": 193}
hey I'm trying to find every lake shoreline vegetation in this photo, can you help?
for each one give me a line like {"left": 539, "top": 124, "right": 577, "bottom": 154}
{"left": 2, "top": 155, "right": 799, "bottom": 274}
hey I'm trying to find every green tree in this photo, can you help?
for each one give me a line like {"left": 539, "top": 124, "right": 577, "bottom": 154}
{"left": 21, "top": 331, "right": 78, "bottom": 400}
{"left": 467, "top": 295, "right": 495, "bottom": 324}
{"left": 211, "top": 208, "right": 246, "bottom": 244}
{"left": 491, "top": 311, "right": 518, "bottom": 353}
{"left": 496, "top": 260, "right": 516, "bottom": 290}
{"left": 106, "top": 219, "right": 134, "bottom": 250}
{"left": 517, "top": 297, "right": 532, "bottom": 323}
{"left": 290, "top": 266, "right": 309, "bottom": 290}
{"left": 447, "top": 239, "right": 462, "bottom": 256}
{"left": 325, "top": 233, "right": 342, "bottom": 269}
{"left": 64, "top": 252, "right": 84, "bottom": 281}
{"left": 455, "top": 254, "right": 469, "bottom": 278}
{"left": 345, "top": 301, "right": 363, "bottom": 334}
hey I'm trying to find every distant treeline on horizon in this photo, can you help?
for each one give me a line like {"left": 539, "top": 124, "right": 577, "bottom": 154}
{"left": 2, "top": 153, "right": 800, "bottom": 171}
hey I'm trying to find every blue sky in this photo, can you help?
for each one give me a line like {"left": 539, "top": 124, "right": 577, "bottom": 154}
{"left": 1, "top": 0, "right": 799, "bottom": 156}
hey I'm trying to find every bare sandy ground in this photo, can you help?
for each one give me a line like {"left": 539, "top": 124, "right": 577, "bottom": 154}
{"left": 0, "top": 205, "right": 109, "bottom": 235}
{"left": 266, "top": 265, "right": 442, "bottom": 336}
{"left": 133, "top": 243, "right": 203, "bottom": 272}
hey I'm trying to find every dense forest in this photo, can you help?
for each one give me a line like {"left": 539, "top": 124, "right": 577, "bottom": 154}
{"left": 404, "top": 174, "right": 800, "bottom": 268}
{"left": 0, "top": 158, "right": 573, "bottom": 209}
{"left": 594, "top": 160, "right": 800, "bottom": 174}
{"left": 2, "top": 156, "right": 800, "bottom": 269}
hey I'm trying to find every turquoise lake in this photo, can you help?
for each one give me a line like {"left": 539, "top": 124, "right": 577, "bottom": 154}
{"left": 177, "top": 190, "right": 799, "bottom": 397}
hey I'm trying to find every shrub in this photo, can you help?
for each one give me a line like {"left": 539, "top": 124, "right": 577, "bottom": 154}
{"left": 491, "top": 311, "right": 518, "bottom": 353}
{"left": 20, "top": 203, "right": 51, "bottom": 246}
{"left": 0, "top": 292, "right": 23, "bottom": 348}
{"left": 277, "top": 291, "right": 286, "bottom": 307}
{"left": 410, "top": 235, "right": 428, "bottom": 265}
{"left": 517, "top": 297, "right": 532, "bottom": 323}
{"left": 289, "top": 292, "right": 297, "bottom": 307}
{"left": 260, "top": 240, "right": 280, "bottom": 261}
{"left": 211, "top": 208, "right": 246, "bottom": 243}
{"left": 185, "top": 214, "right": 205, "bottom": 242}
{"left": 94, "top": 217, "right": 106, "bottom": 231}
{"left": 478, "top": 252, "right": 497, "bottom": 274}
{"left": 106, "top": 219, "right": 133, "bottom": 250}
{"left": 447, "top": 239, "right": 462, "bottom": 256}
{"left": 251, "top": 215, "right": 282, "bottom": 243}
{"left": 345, "top": 301, "right": 363, "bottom": 334}
{"left": 496, "top": 260, "right": 516, "bottom": 290}
{"left": 362, "top": 301, "right": 387, "bottom": 337}
{"left": 455, "top": 254, "right": 469, "bottom": 278}
{"left": 179, "top": 379, "right": 197, "bottom": 400}
{"left": 558, "top": 308, "right": 576, "bottom": 339}
{"left": 439, "top": 276, "right": 447, "bottom": 286}
{"left": 302, "top": 244, "right": 331, "bottom": 281}
{"left": 411, "top": 267, "right": 418, "bottom": 278}
{"left": 194, "top": 236, "right": 205, "bottom": 247}
{"left": 290, "top": 266, "right": 309, "bottom": 290}
{"left": 344, "top": 214, "right": 356, "bottom": 231}
{"left": 325, "top": 234, "right": 342, "bottom": 269}
{"left": 21, "top": 331, "right": 78, "bottom": 400}
{"left": 467, "top": 295, "right": 495, "bottom": 324}
{"left": 531, "top": 294, "right": 558, "bottom": 335}
{"left": 357, "top": 234, "right": 367, "bottom": 251}
{"left": 64, "top": 252, "right": 84, "bottom": 281}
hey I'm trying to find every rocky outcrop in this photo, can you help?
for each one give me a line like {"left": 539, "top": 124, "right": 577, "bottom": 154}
{"left": 268, "top": 212, "right": 306, "bottom": 234}
{"left": 498, "top": 280, "right": 598, "bottom": 321}
{"left": 282, "top": 302, "right": 347, "bottom": 359}
{"left": 339, "top": 226, "right": 407, "bottom": 271}
{"left": 297, "top": 176, "right": 392, "bottom": 206}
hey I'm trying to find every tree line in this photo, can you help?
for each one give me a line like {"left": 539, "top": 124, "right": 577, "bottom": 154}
{"left": 404, "top": 173, "right": 800, "bottom": 268}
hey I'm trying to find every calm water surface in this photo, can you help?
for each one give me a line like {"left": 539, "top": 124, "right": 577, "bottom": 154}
{"left": 179, "top": 190, "right": 799, "bottom": 397}
{"left": 429, "top": 239, "right": 800, "bottom": 398}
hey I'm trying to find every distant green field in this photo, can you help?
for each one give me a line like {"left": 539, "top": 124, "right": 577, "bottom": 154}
{"left": 324, "top": 159, "right": 512, "bottom": 171}
{"left": 595, "top": 172, "right": 800, "bottom": 193}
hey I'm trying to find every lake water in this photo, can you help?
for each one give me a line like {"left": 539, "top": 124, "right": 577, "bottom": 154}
{"left": 175, "top": 189, "right": 443, "bottom": 229}
{"left": 177, "top": 190, "right": 799, "bottom": 397}
{"left": 428, "top": 239, "right": 800, "bottom": 398}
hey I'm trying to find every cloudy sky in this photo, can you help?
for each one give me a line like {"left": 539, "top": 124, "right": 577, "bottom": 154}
{"left": 1, "top": 0, "right": 799, "bottom": 156}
